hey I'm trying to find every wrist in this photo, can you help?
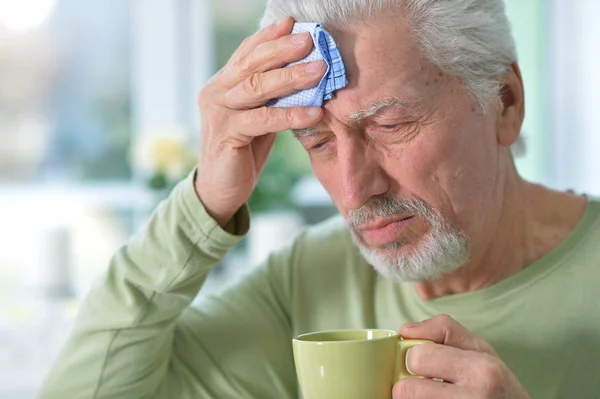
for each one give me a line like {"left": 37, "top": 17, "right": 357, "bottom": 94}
{"left": 193, "top": 180, "right": 236, "bottom": 229}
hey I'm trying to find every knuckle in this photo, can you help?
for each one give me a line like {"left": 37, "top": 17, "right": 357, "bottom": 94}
{"left": 472, "top": 336, "right": 491, "bottom": 353}
{"left": 476, "top": 357, "right": 504, "bottom": 388}
{"left": 268, "top": 44, "right": 286, "bottom": 64}
{"left": 197, "top": 86, "right": 214, "bottom": 109}
{"left": 203, "top": 111, "right": 226, "bottom": 132}
{"left": 435, "top": 314, "right": 455, "bottom": 325}
{"left": 242, "top": 74, "right": 262, "bottom": 97}
{"left": 199, "top": 101, "right": 228, "bottom": 130}
{"left": 240, "top": 36, "right": 253, "bottom": 50}
{"left": 254, "top": 41, "right": 269, "bottom": 55}
{"left": 232, "top": 52, "right": 252, "bottom": 75}
{"left": 253, "top": 107, "right": 271, "bottom": 125}
{"left": 284, "top": 107, "right": 297, "bottom": 123}
{"left": 285, "top": 66, "right": 302, "bottom": 87}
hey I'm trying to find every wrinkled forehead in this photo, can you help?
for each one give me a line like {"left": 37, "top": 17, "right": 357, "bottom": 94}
{"left": 322, "top": 13, "right": 446, "bottom": 120}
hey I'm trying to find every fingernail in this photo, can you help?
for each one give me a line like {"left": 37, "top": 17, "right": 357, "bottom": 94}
{"left": 406, "top": 348, "right": 415, "bottom": 375}
{"left": 306, "top": 107, "right": 322, "bottom": 117}
{"left": 276, "top": 17, "right": 288, "bottom": 26}
{"left": 305, "top": 61, "right": 325, "bottom": 73}
{"left": 292, "top": 32, "right": 310, "bottom": 45}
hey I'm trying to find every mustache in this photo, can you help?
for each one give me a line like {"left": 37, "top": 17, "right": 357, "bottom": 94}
{"left": 347, "top": 195, "right": 434, "bottom": 228}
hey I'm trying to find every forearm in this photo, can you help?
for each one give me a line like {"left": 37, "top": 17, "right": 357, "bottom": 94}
{"left": 38, "top": 171, "right": 247, "bottom": 399}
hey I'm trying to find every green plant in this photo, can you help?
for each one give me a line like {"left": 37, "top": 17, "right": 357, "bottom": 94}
{"left": 248, "top": 131, "right": 312, "bottom": 212}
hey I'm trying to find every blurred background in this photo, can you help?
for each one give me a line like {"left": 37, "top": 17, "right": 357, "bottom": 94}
{"left": 0, "top": 0, "right": 598, "bottom": 397}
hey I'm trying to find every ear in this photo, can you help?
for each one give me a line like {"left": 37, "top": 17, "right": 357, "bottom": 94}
{"left": 496, "top": 62, "right": 525, "bottom": 148}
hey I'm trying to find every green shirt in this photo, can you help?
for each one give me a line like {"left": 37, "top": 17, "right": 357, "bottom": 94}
{"left": 38, "top": 173, "right": 600, "bottom": 399}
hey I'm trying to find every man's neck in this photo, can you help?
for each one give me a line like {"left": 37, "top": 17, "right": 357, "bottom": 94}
{"left": 414, "top": 170, "right": 587, "bottom": 301}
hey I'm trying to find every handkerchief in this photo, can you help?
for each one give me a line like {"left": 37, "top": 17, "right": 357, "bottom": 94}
{"left": 269, "top": 23, "right": 348, "bottom": 108}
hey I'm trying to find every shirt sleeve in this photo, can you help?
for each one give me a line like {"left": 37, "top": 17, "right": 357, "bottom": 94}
{"left": 37, "top": 171, "right": 298, "bottom": 399}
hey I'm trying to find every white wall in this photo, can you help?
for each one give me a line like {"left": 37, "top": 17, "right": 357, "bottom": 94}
{"left": 131, "top": 0, "right": 213, "bottom": 135}
{"left": 550, "top": 0, "right": 600, "bottom": 195}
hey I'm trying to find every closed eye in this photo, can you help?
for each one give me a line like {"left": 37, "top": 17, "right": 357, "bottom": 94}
{"left": 301, "top": 133, "right": 334, "bottom": 152}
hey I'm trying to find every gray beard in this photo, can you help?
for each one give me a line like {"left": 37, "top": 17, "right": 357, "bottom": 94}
{"left": 347, "top": 196, "right": 470, "bottom": 282}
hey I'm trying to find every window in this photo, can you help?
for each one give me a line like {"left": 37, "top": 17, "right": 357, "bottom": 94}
{"left": 0, "top": 1, "right": 135, "bottom": 396}
{"left": 0, "top": 1, "right": 132, "bottom": 182}
{"left": 1, "top": 1, "right": 598, "bottom": 397}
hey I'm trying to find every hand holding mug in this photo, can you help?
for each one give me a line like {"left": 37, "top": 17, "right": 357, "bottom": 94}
{"left": 394, "top": 314, "right": 531, "bottom": 399}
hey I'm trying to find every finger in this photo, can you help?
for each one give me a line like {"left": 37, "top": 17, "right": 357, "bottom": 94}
{"left": 400, "top": 315, "right": 497, "bottom": 356}
{"left": 223, "top": 60, "right": 327, "bottom": 109}
{"left": 224, "top": 32, "right": 315, "bottom": 88}
{"left": 393, "top": 377, "right": 464, "bottom": 399}
{"left": 215, "top": 17, "right": 296, "bottom": 89}
{"left": 231, "top": 16, "right": 295, "bottom": 60}
{"left": 233, "top": 106, "right": 323, "bottom": 140}
{"left": 408, "top": 342, "right": 501, "bottom": 384}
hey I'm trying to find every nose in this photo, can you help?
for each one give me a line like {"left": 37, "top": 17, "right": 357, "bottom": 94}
{"left": 338, "top": 136, "right": 389, "bottom": 210}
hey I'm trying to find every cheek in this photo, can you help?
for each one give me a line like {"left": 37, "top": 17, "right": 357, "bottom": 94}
{"left": 383, "top": 119, "right": 496, "bottom": 225}
{"left": 437, "top": 129, "right": 497, "bottom": 227}
{"left": 382, "top": 137, "right": 446, "bottom": 204}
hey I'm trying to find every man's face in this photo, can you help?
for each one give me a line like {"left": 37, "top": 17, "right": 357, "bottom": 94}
{"left": 295, "top": 14, "right": 506, "bottom": 281}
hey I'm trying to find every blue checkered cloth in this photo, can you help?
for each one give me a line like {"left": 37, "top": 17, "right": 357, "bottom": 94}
{"left": 269, "top": 23, "right": 348, "bottom": 108}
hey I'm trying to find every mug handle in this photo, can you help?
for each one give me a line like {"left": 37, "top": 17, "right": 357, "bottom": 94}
{"left": 395, "top": 339, "right": 434, "bottom": 380}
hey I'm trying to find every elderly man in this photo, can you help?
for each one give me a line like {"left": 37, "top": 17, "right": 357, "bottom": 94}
{"left": 40, "top": 0, "right": 600, "bottom": 398}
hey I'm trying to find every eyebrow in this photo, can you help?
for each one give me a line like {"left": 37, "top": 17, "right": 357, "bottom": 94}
{"left": 292, "top": 97, "right": 423, "bottom": 138}
{"left": 293, "top": 127, "right": 319, "bottom": 138}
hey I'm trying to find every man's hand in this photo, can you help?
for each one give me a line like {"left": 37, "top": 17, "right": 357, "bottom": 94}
{"left": 195, "top": 17, "right": 327, "bottom": 227}
{"left": 393, "top": 315, "right": 530, "bottom": 399}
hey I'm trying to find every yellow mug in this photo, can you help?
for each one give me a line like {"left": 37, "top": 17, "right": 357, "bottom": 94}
{"left": 293, "top": 329, "right": 432, "bottom": 399}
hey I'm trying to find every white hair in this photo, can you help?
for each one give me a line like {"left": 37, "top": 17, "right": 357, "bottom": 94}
{"left": 353, "top": 219, "right": 470, "bottom": 282}
{"left": 347, "top": 193, "right": 470, "bottom": 282}
{"left": 260, "top": 0, "right": 518, "bottom": 112}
